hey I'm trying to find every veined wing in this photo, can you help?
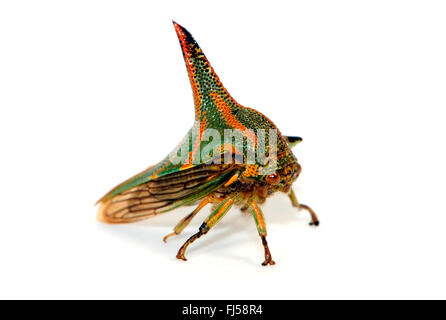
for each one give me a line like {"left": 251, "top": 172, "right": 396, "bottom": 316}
{"left": 97, "top": 164, "right": 236, "bottom": 223}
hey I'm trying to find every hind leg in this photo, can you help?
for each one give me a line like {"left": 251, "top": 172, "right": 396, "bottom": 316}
{"left": 176, "top": 195, "right": 235, "bottom": 261}
{"left": 288, "top": 189, "right": 319, "bottom": 226}
{"left": 163, "top": 198, "right": 210, "bottom": 242}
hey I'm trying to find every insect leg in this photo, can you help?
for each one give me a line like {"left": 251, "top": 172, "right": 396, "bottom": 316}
{"left": 176, "top": 195, "right": 235, "bottom": 261}
{"left": 288, "top": 189, "right": 319, "bottom": 226}
{"left": 248, "top": 200, "right": 275, "bottom": 266}
{"left": 163, "top": 198, "right": 210, "bottom": 242}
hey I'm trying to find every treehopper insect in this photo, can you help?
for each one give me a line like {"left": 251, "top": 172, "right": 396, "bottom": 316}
{"left": 97, "top": 22, "right": 319, "bottom": 266}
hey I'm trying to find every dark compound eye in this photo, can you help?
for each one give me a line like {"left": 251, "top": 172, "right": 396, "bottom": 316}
{"left": 266, "top": 172, "right": 280, "bottom": 185}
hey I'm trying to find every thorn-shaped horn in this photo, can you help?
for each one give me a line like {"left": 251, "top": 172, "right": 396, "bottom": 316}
{"left": 172, "top": 21, "right": 237, "bottom": 121}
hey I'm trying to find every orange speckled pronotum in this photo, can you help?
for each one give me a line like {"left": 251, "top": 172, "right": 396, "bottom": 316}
{"left": 97, "top": 21, "right": 319, "bottom": 266}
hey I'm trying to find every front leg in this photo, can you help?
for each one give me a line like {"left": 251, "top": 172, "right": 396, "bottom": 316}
{"left": 288, "top": 189, "right": 319, "bottom": 226}
{"left": 248, "top": 200, "right": 275, "bottom": 266}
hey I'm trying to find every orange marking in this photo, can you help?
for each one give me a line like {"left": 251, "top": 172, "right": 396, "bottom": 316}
{"left": 180, "top": 163, "right": 194, "bottom": 171}
{"left": 151, "top": 160, "right": 171, "bottom": 179}
{"left": 250, "top": 201, "right": 265, "bottom": 232}
{"left": 224, "top": 173, "right": 239, "bottom": 187}
{"left": 209, "top": 92, "right": 257, "bottom": 146}
{"left": 173, "top": 23, "right": 201, "bottom": 119}
{"left": 243, "top": 164, "right": 259, "bottom": 177}
{"left": 187, "top": 112, "right": 207, "bottom": 163}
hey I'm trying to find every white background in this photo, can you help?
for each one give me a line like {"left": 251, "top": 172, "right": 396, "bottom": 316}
{"left": 1, "top": 0, "right": 445, "bottom": 299}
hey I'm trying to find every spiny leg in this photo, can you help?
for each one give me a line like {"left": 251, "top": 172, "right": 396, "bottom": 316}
{"left": 176, "top": 195, "right": 235, "bottom": 261}
{"left": 163, "top": 198, "right": 210, "bottom": 242}
{"left": 248, "top": 200, "right": 275, "bottom": 266}
{"left": 288, "top": 189, "right": 319, "bottom": 226}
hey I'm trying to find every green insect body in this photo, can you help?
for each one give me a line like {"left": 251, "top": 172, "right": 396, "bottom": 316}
{"left": 97, "top": 22, "right": 318, "bottom": 266}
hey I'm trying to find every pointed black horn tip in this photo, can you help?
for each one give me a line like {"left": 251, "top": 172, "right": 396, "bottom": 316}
{"left": 172, "top": 20, "right": 182, "bottom": 28}
{"left": 287, "top": 136, "right": 303, "bottom": 143}
{"left": 171, "top": 21, "right": 195, "bottom": 44}
{"left": 172, "top": 20, "right": 186, "bottom": 33}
